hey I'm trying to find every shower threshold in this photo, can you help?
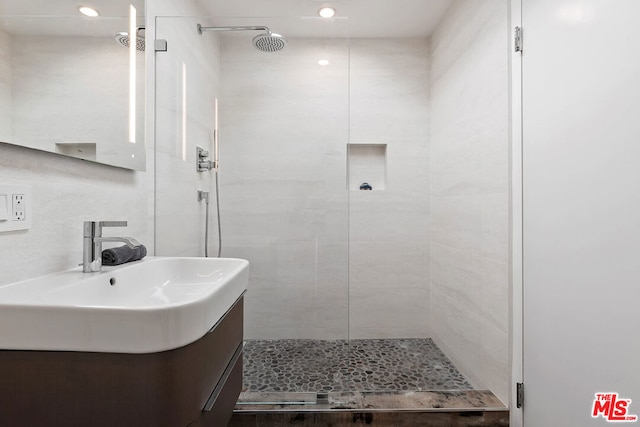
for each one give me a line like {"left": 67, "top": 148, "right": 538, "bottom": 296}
{"left": 235, "top": 390, "right": 506, "bottom": 412}
{"left": 231, "top": 390, "right": 508, "bottom": 427}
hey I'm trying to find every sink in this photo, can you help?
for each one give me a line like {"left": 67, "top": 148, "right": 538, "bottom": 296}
{"left": 0, "top": 257, "right": 249, "bottom": 353}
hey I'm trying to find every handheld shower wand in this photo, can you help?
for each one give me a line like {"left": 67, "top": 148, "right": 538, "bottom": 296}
{"left": 213, "top": 98, "right": 219, "bottom": 170}
{"left": 212, "top": 98, "right": 222, "bottom": 257}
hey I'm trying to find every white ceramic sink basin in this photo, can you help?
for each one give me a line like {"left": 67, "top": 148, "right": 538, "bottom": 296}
{"left": 0, "top": 257, "right": 249, "bottom": 353}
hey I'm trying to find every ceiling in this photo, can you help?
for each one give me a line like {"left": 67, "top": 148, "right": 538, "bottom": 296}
{"left": 0, "top": 0, "right": 453, "bottom": 39}
{"left": 0, "top": 0, "right": 143, "bottom": 17}
{"left": 196, "top": 0, "right": 454, "bottom": 38}
{"left": 0, "top": 0, "right": 143, "bottom": 37}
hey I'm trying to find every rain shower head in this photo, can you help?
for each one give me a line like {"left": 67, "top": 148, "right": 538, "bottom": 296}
{"left": 252, "top": 32, "right": 286, "bottom": 53}
{"left": 197, "top": 24, "right": 287, "bottom": 53}
{"left": 115, "top": 27, "right": 145, "bottom": 51}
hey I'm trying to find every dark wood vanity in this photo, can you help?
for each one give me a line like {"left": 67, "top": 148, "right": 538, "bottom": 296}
{"left": 0, "top": 296, "right": 244, "bottom": 427}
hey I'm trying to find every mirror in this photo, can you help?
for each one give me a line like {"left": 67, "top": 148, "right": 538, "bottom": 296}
{"left": 0, "top": 0, "right": 145, "bottom": 171}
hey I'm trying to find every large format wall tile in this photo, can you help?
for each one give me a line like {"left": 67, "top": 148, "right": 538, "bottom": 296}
{"left": 349, "top": 39, "right": 431, "bottom": 339}
{"left": 429, "top": 0, "right": 510, "bottom": 404}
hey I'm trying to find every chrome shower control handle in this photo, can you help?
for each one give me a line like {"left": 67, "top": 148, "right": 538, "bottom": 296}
{"left": 197, "top": 146, "right": 213, "bottom": 172}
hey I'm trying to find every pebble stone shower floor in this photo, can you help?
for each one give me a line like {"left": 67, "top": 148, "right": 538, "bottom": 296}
{"left": 242, "top": 338, "right": 473, "bottom": 393}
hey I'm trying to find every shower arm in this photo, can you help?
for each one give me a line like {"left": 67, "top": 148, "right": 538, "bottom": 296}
{"left": 197, "top": 24, "right": 271, "bottom": 35}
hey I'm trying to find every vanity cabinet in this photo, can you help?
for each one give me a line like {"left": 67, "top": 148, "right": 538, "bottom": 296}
{"left": 0, "top": 296, "right": 244, "bottom": 427}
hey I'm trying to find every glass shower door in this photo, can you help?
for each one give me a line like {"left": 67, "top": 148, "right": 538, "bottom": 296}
{"left": 154, "top": 15, "right": 351, "bottom": 403}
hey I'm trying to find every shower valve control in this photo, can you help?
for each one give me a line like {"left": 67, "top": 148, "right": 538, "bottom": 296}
{"left": 197, "top": 146, "right": 214, "bottom": 172}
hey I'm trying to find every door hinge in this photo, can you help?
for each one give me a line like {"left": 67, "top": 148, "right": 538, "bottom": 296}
{"left": 516, "top": 382, "right": 524, "bottom": 408}
{"left": 154, "top": 39, "right": 168, "bottom": 52}
{"left": 514, "top": 26, "right": 523, "bottom": 53}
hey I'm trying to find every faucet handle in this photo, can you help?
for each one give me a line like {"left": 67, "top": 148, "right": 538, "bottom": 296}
{"left": 83, "top": 221, "right": 128, "bottom": 238}
{"left": 99, "top": 221, "right": 127, "bottom": 228}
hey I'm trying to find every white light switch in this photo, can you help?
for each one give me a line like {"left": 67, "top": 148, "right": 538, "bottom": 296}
{"left": 0, "top": 194, "right": 8, "bottom": 221}
{"left": 0, "top": 184, "right": 32, "bottom": 232}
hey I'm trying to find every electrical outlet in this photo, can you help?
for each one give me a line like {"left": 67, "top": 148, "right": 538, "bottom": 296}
{"left": 13, "top": 194, "right": 25, "bottom": 221}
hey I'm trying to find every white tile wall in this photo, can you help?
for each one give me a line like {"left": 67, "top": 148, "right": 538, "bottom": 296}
{"left": 429, "top": 0, "right": 510, "bottom": 404}
{"left": 349, "top": 38, "right": 431, "bottom": 339}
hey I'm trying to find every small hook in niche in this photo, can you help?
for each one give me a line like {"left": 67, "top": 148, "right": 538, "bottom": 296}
{"left": 360, "top": 182, "right": 372, "bottom": 190}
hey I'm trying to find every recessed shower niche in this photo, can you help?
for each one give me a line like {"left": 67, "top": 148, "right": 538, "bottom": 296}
{"left": 347, "top": 143, "right": 387, "bottom": 191}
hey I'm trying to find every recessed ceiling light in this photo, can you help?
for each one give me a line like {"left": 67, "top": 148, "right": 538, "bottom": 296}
{"left": 318, "top": 59, "right": 330, "bottom": 66}
{"left": 78, "top": 6, "right": 100, "bottom": 17}
{"left": 318, "top": 7, "right": 336, "bottom": 18}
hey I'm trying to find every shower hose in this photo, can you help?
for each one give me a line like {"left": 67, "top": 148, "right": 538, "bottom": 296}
{"left": 204, "top": 171, "right": 222, "bottom": 258}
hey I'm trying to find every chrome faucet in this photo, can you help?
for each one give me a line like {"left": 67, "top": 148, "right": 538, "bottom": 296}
{"left": 83, "top": 221, "right": 140, "bottom": 273}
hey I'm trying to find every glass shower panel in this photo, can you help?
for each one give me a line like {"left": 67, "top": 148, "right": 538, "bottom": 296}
{"left": 154, "top": 16, "right": 350, "bottom": 401}
{"left": 347, "top": 37, "right": 436, "bottom": 394}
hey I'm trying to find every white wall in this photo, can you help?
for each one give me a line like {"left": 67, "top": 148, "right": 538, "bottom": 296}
{"left": 349, "top": 38, "right": 431, "bottom": 339}
{"left": 429, "top": 0, "right": 510, "bottom": 404}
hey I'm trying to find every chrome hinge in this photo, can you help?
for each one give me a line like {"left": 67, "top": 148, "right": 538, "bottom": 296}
{"left": 514, "top": 27, "right": 523, "bottom": 53}
{"left": 154, "top": 39, "right": 168, "bottom": 52}
{"left": 516, "top": 382, "right": 524, "bottom": 408}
